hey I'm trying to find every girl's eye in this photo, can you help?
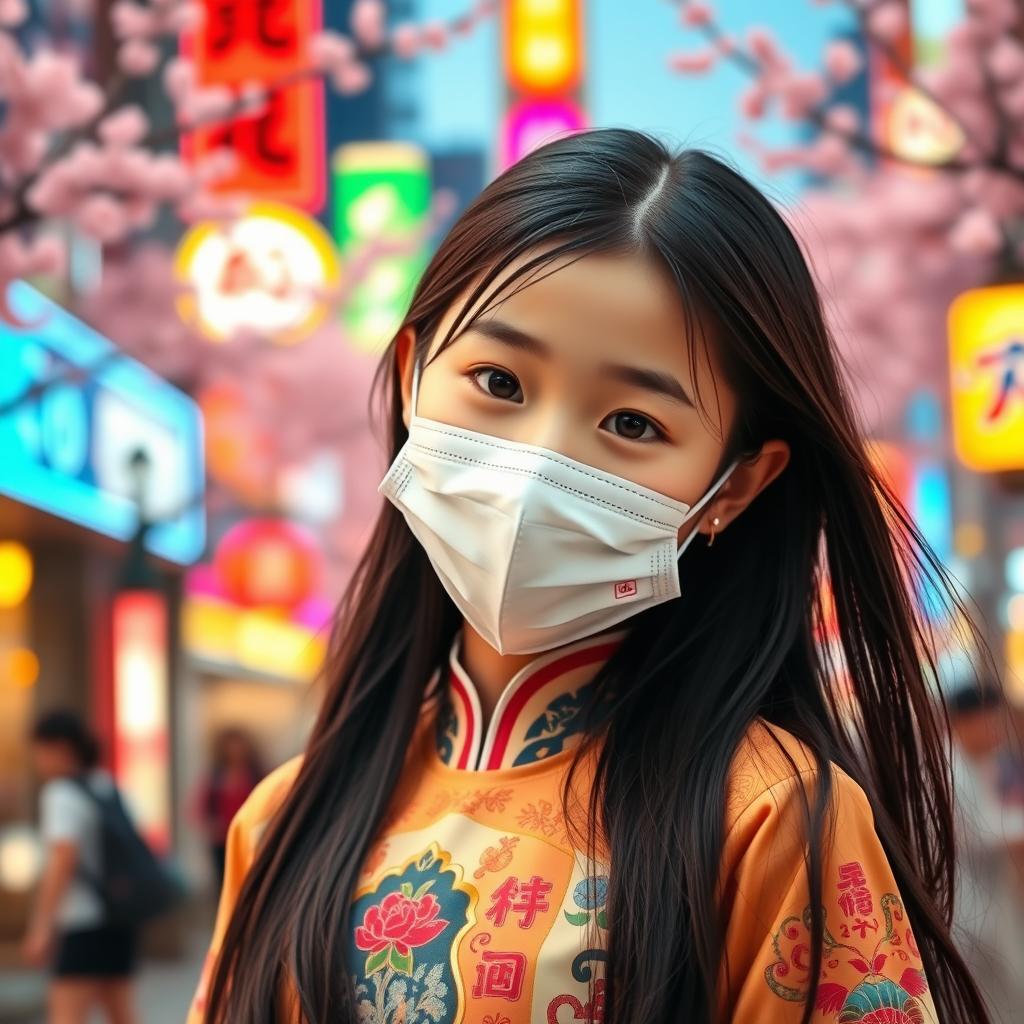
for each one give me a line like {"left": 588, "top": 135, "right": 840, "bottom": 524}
{"left": 471, "top": 367, "right": 523, "bottom": 403}
{"left": 602, "top": 411, "right": 663, "bottom": 442}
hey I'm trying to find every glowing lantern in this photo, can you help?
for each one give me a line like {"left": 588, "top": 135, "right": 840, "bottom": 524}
{"left": 0, "top": 826, "right": 42, "bottom": 891}
{"left": 505, "top": 0, "right": 583, "bottom": 95}
{"left": 0, "top": 541, "right": 32, "bottom": 608}
{"left": 214, "top": 518, "right": 321, "bottom": 610}
{"left": 7, "top": 648, "right": 40, "bottom": 689}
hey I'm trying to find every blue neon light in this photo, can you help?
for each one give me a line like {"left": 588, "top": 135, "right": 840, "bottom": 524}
{"left": 911, "top": 460, "right": 954, "bottom": 623}
{"left": 0, "top": 281, "right": 205, "bottom": 565}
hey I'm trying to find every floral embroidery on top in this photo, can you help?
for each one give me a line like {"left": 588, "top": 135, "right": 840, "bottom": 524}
{"left": 764, "top": 861, "right": 932, "bottom": 1022}
{"left": 349, "top": 843, "right": 476, "bottom": 1024}
{"left": 564, "top": 875, "right": 609, "bottom": 929}
{"left": 516, "top": 800, "right": 568, "bottom": 843}
{"left": 514, "top": 683, "right": 596, "bottom": 766}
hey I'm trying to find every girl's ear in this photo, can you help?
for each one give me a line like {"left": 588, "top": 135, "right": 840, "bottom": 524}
{"left": 696, "top": 439, "right": 791, "bottom": 540}
{"left": 395, "top": 325, "right": 417, "bottom": 430}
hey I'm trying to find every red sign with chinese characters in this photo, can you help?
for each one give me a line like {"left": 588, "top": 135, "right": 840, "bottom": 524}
{"left": 183, "top": 0, "right": 325, "bottom": 211}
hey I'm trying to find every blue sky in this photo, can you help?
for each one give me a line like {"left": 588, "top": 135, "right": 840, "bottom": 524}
{"left": 409, "top": 0, "right": 863, "bottom": 202}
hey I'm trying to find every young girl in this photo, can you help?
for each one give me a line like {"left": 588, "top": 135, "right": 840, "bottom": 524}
{"left": 190, "top": 129, "right": 988, "bottom": 1023}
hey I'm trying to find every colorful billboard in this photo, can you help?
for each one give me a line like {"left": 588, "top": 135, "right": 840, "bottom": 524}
{"left": 182, "top": 0, "right": 325, "bottom": 211}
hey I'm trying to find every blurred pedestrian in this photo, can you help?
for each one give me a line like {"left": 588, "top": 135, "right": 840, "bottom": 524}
{"left": 192, "top": 728, "right": 263, "bottom": 892}
{"left": 24, "top": 710, "right": 138, "bottom": 1024}
{"left": 948, "top": 683, "right": 1024, "bottom": 1023}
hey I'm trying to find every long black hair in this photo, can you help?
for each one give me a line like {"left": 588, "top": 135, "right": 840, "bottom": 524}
{"left": 206, "top": 128, "right": 989, "bottom": 1022}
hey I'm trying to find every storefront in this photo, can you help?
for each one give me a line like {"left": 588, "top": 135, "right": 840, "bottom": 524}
{"left": 175, "top": 589, "right": 326, "bottom": 889}
{"left": 0, "top": 282, "right": 204, "bottom": 965}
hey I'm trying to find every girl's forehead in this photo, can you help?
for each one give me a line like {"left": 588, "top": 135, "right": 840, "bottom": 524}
{"left": 429, "top": 247, "right": 724, "bottom": 388}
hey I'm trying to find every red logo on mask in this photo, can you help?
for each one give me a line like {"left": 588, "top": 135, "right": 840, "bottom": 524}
{"left": 614, "top": 580, "right": 638, "bottom": 599}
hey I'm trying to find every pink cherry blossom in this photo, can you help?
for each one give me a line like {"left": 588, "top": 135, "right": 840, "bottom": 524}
{"left": 746, "top": 28, "right": 788, "bottom": 71}
{"left": 308, "top": 30, "right": 357, "bottom": 73}
{"left": 419, "top": 20, "right": 449, "bottom": 51}
{"left": 350, "top": 0, "right": 386, "bottom": 50}
{"left": 163, "top": 57, "right": 197, "bottom": 104}
{"left": 98, "top": 105, "right": 149, "bottom": 147}
{"left": 118, "top": 39, "right": 161, "bottom": 77}
{"left": 0, "top": 0, "right": 27, "bottom": 27}
{"left": 110, "top": 1, "right": 157, "bottom": 40}
{"left": 824, "top": 40, "right": 861, "bottom": 83}
{"left": 391, "top": 23, "right": 421, "bottom": 60}
{"left": 988, "top": 37, "right": 1024, "bottom": 85}
{"left": 165, "top": 2, "right": 204, "bottom": 34}
{"left": 739, "top": 85, "right": 767, "bottom": 119}
{"left": 73, "top": 194, "right": 131, "bottom": 242}
{"left": 668, "top": 49, "right": 717, "bottom": 75}
{"left": 331, "top": 62, "right": 373, "bottom": 96}
{"left": 949, "top": 208, "right": 1005, "bottom": 256}
{"left": 779, "top": 72, "right": 828, "bottom": 120}
{"left": 823, "top": 104, "right": 860, "bottom": 135}
{"left": 866, "top": 3, "right": 908, "bottom": 45}
{"left": 681, "top": 3, "right": 714, "bottom": 28}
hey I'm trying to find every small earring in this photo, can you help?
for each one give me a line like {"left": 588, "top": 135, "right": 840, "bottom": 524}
{"left": 707, "top": 516, "right": 721, "bottom": 548}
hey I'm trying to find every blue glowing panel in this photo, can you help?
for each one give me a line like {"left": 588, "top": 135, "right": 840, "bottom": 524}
{"left": 911, "top": 460, "right": 954, "bottom": 623}
{"left": 0, "top": 281, "right": 205, "bottom": 565}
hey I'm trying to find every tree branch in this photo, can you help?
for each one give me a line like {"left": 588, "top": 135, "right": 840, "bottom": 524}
{"left": 674, "top": 0, "right": 1024, "bottom": 182}
{"left": 0, "top": 0, "right": 496, "bottom": 236}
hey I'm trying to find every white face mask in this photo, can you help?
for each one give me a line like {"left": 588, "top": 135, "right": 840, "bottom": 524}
{"left": 378, "top": 361, "right": 735, "bottom": 655}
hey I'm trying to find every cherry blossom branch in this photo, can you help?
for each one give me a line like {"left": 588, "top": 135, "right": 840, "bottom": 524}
{"left": 671, "top": 1, "right": 981, "bottom": 177}
{"left": 670, "top": 0, "right": 1024, "bottom": 183}
{"left": 0, "top": 0, "right": 496, "bottom": 271}
{"left": 842, "top": 0, "right": 996, "bottom": 166}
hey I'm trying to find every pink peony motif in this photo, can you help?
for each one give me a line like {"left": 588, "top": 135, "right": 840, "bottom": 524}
{"left": 355, "top": 890, "right": 448, "bottom": 958}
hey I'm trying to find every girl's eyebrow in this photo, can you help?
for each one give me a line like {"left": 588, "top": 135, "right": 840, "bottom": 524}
{"left": 602, "top": 363, "right": 695, "bottom": 409}
{"left": 468, "top": 317, "right": 695, "bottom": 409}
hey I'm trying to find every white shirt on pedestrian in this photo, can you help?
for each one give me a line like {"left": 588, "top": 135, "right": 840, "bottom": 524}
{"left": 39, "top": 771, "right": 113, "bottom": 930}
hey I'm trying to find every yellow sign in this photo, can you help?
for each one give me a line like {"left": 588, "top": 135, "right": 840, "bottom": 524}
{"left": 182, "top": 596, "right": 325, "bottom": 682}
{"left": 175, "top": 201, "right": 341, "bottom": 344}
{"left": 505, "top": 0, "right": 582, "bottom": 95}
{"left": 948, "top": 284, "right": 1024, "bottom": 472}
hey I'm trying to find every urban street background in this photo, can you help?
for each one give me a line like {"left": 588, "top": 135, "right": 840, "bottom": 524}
{"left": 1, "top": 0, "right": 1024, "bottom": 1022}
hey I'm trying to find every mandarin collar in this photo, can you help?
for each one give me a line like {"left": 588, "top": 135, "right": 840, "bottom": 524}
{"left": 434, "top": 630, "right": 626, "bottom": 771}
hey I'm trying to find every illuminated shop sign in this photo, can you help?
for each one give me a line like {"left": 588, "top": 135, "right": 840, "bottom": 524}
{"left": 0, "top": 282, "right": 205, "bottom": 565}
{"left": 182, "top": 0, "right": 325, "bottom": 211}
{"left": 112, "top": 591, "right": 171, "bottom": 854}
{"left": 332, "top": 142, "right": 431, "bottom": 352}
{"left": 500, "top": 0, "right": 586, "bottom": 171}
{"left": 175, "top": 201, "right": 340, "bottom": 343}
{"left": 948, "top": 284, "right": 1024, "bottom": 472}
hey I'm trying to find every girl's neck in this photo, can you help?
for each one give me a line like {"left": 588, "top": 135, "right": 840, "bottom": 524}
{"left": 458, "top": 623, "right": 539, "bottom": 731}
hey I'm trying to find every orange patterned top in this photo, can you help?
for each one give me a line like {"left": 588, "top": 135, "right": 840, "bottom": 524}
{"left": 188, "top": 631, "right": 940, "bottom": 1023}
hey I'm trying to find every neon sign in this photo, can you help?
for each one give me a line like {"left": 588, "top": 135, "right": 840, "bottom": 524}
{"left": 182, "top": 0, "right": 325, "bottom": 211}
{"left": 175, "top": 201, "right": 340, "bottom": 343}
{"left": 949, "top": 284, "right": 1024, "bottom": 472}
{"left": 0, "top": 282, "right": 205, "bottom": 565}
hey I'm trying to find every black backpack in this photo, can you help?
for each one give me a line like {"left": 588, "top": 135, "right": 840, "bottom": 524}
{"left": 72, "top": 775, "right": 185, "bottom": 928}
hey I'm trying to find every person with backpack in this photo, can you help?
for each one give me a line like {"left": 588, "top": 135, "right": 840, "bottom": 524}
{"left": 24, "top": 710, "right": 140, "bottom": 1023}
